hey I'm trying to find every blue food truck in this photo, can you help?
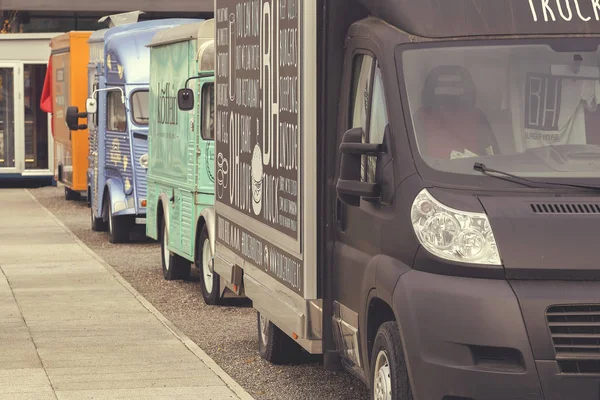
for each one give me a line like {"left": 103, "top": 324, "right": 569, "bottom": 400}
{"left": 67, "top": 17, "right": 198, "bottom": 243}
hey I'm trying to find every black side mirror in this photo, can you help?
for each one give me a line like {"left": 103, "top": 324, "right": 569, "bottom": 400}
{"left": 178, "top": 88, "right": 194, "bottom": 111}
{"left": 336, "top": 127, "right": 382, "bottom": 206}
{"left": 66, "top": 106, "right": 87, "bottom": 131}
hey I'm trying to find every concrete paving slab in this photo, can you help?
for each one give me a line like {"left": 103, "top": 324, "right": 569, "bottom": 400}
{"left": 0, "top": 368, "right": 53, "bottom": 393}
{"left": 0, "top": 244, "right": 92, "bottom": 264}
{"left": 0, "top": 392, "right": 57, "bottom": 400}
{"left": 0, "top": 189, "right": 251, "bottom": 400}
{"left": 55, "top": 386, "right": 239, "bottom": 400}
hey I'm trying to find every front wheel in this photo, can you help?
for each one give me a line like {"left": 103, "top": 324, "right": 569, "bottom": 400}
{"left": 370, "top": 322, "right": 413, "bottom": 400}
{"left": 91, "top": 205, "right": 107, "bottom": 232}
{"left": 197, "top": 225, "right": 220, "bottom": 305}
{"left": 160, "top": 216, "right": 190, "bottom": 280}
{"left": 257, "top": 312, "right": 302, "bottom": 365}
{"left": 107, "top": 198, "right": 131, "bottom": 244}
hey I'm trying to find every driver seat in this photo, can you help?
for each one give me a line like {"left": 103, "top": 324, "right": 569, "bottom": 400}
{"left": 414, "top": 65, "right": 499, "bottom": 159}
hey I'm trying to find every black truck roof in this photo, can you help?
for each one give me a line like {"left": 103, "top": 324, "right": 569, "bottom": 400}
{"left": 358, "top": 0, "right": 600, "bottom": 38}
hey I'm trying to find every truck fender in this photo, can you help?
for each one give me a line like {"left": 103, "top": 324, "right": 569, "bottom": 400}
{"left": 104, "top": 178, "right": 127, "bottom": 215}
{"left": 157, "top": 191, "right": 172, "bottom": 229}
{"left": 199, "top": 207, "right": 216, "bottom": 257}
{"left": 360, "top": 256, "right": 411, "bottom": 382}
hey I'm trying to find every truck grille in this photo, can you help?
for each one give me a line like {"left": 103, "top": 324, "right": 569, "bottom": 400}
{"left": 547, "top": 305, "right": 600, "bottom": 373}
{"left": 531, "top": 203, "right": 600, "bottom": 214}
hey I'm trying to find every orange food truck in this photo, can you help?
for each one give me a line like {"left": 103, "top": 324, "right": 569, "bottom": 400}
{"left": 42, "top": 31, "right": 92, "bottom": 200}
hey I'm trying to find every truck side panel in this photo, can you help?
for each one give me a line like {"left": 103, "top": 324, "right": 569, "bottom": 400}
{"left": 214, "top": 0, "right": 319, "bottom": 346}
{"left": 69, "top": 33, "right": 91, "bottom": 192}
{"left": 147, "top": 39, "right": 197, "bottom": 258}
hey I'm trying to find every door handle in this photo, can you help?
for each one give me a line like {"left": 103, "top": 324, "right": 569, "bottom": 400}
{"left": 170, "top": 189, "right": 175, "bottom": 203}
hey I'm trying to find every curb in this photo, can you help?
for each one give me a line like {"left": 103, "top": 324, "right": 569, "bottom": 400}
{"left": 26, "top": 189, "right": 254, "bottom": 400}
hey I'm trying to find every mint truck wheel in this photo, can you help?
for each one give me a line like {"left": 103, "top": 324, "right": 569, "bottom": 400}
{"left": 197, "top": 224, "right": 220, "bottom": 305}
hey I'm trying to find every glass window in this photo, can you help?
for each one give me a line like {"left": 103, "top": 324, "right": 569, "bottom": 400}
{"left": 201, "top": 83, "right": 214, "bottom": 141}
{"left": 349, "top": 54, "right": 374, "bottom": 182}
{"left": 107, "top": 90, "right": 126, "bottom": 132}
{"left": 400, "top": 40, "right": 600, "bottom": 179}
{"left": 131, "top": 91, "right": 149, "bottom": 126}
{"left": 349, "top": 54, "right": 374, "bottom": 131}
{"left": 366, "top": 63, "right": 389, "bottom": 183}
{"left": 24, "top": 64, "right": 49, "bottom": 170}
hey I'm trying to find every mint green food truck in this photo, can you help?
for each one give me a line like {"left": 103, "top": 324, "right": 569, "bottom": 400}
{"left": 146, "top": 19, "right": 221, "bottom": 304}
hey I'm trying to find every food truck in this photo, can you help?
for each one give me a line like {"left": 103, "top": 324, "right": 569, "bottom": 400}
{"left": 45, "top": 31, "right": 92, "bottom": 200}
{"left": 145, "top": 20, "right": 220, "bottom": 304}
{"left": 207, "top": 0, "right": 600, "bottom": 398}
{"left": 67, "top": 17, "right": 198, "bottom": 243}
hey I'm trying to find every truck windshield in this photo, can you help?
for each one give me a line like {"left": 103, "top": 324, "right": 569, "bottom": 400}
{"left": 131, "top": 90, "right": 149, "bottom": 126}
{"left": 400, "top": 40, "right": 600, "bottom": 180}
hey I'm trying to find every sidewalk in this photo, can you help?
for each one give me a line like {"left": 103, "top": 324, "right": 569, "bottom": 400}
{"left": 0, "top": 189, "right": 252, "bottom": 400}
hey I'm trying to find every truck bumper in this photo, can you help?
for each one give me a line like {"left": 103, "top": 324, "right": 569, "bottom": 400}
{"left": 112, "top": 206, "right": 146, "bottom": 224}
{"left": 393, "top": 270, "right": 600, "bottom": 400}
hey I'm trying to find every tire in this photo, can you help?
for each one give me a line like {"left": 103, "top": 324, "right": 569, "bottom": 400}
{"left": 160, "top": 216, "right": 191, "bottom": 280}
{"left": 86, "top": 187, "right": 91, "bottom": 208}
{"left": 64, "top": 187, "right": 79, "bottom": 201}
{"left": 370, "top": 322, "right": 413, "bottom": 400}
{"left": 197, "top": 224, "right": 220, "bottom": 305}
{"left": 257, "top": 312, "right": 302, "bottom": 365}
{"left": 91, "top": 205, "right": 107, "bottom": 232}
{"left": 108, "top": 198, "right": 131, "bottom": 244}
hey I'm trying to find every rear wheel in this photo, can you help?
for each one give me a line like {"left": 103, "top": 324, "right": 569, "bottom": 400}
{"left": 108, "top": 198, "right": 131, "bottom": 244}
{"left": 370, "top": 322, "right": 413, "bottom": 400}
{"left": 64, "top": 187, "right": 79, "bottom": 201}
{"left": 160, "top": 216, "right": 190, "bottom": 280}
{"left": 197, "top": 225, "right": 220, "bottom": 305}
{"left": 257, "top": 312, "right": 302, "bottom": 364}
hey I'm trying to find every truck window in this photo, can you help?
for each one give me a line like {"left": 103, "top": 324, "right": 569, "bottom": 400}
{"left": 349, "top": 54, "right": 374, "bottom": 133}
{"left": 131, "top": 91, "right": 149, "bottom": 126}
{"left": 107, "top": 90, "right": 126, "bottom": 132}
{"left": 201, "top": 83, "right": 214, "bottom": 141}
{"left": 349, "top": 54, "right": 374, "bottom": 183}
{"left": 349, "top": 54, "right": 389, "bottom": 184}
{"left": 367, "top": 63, "right": 389, "bottom": 183}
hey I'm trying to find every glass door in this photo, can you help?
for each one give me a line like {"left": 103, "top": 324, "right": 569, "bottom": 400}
{"left": 0, "top": 63, "right": 23, "bottom": 174}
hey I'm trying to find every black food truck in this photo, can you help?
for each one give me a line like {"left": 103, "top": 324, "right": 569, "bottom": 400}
{"left": 204, "top": 0, "right": 600, "bottom": 398}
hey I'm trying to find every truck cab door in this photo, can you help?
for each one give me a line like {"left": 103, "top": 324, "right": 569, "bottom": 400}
{"left": 332, "top": 42, "right": 392, "bottom": 373}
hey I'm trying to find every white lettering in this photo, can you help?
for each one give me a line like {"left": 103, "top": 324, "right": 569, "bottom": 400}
{"left": 556, "top": 0, "right": 573, "bottom": 20}
{"left": 593, "top": 0, "right": 600, "bottom": 20}
{"left": 574, "top": 0, "right": 591, "bottom": 20}
{"left": 529, "top": 0, "right": 539, "bottom": 21}
{"left": 543, "top": 0, "right": 557, "bottom": 21}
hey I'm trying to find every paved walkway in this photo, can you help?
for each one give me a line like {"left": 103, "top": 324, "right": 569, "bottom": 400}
{"left": 0, "top": 189, "right": 252, "bottom": 400}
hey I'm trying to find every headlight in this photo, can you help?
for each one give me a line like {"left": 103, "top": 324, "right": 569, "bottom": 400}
{"left": 139, "top": 154, "right": 148, "bottom": 169}
{"left": 411, "top": 189, "right": 501, "bottom": 265}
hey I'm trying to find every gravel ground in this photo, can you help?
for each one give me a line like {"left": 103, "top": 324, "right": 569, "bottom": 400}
{"left": 29, "top": 185, "right": 369, "bottom": 400}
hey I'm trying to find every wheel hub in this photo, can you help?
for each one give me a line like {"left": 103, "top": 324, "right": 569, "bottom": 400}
{"left": 163, "top": 227, "right": 170, "bottom": 270}
{"left": 202, "top": 238, "right": 214, "bottom": 293}
{"left": 259, "top": 314, "right": 269, "bottom": 345}
{"left": 374, "top": 351, "right": 392, "bottom": 400}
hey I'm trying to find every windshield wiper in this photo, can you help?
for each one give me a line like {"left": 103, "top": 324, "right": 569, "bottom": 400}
{"left": 473, "top": 163, "right": 600, "bottom": 192}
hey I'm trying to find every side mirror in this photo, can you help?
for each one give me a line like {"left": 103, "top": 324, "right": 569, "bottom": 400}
{"left": 178, "top": 88, "right": 194, "bottom": 111}
{"left": 336, "top": 127, "right": 382, "bottom": 206}
{"left": 86, "top": 98, "right": 97, "bottom": 114}
{"left": 65, "top": 106, "right": 87, "bottom": 131}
